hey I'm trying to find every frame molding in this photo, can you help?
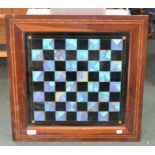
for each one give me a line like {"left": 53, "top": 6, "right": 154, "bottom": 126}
{"left": 6, "top": 15, "right": 148, "bottom": 141}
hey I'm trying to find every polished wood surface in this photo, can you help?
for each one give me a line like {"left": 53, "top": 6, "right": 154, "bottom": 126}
{"left": 6, "top": 15, "right": 148, "bottom": 141}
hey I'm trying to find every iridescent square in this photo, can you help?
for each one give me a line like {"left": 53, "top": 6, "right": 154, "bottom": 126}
{"left": 44, "top": 61, "right": 54, "bottom": 71}
{"left": 55, "top": 92, "right": 66, "bottom": 102}
{"left": 77, "top": 112, "right": 88, "bottom": 121}
{"left": 56, "top": 111, "right": 66, "bottom": 121}
{"left": 88, "top": 82, "right": 99, "bottom": 92}
{"left": 88, "top": 39, "right": 100, "bottom": 50}
{"left": 54, "top": 50, "right": 66, "bottom": 61}
{"left": 66, "top": 82, "right": 77, "bottom": 92}
{"left": 77, "top": 71, "right": 88, "bottom": 82}
{"left": 100, "top": 50, "right": 111, "bottom": 61}
{"left": 77, "top": 92, "right": 88, "bottom": 102}
{"left": 33, "top": 91, "right": 44, "bottom": 102}
{"left": 66, "top": 61, "right": 77, "bottom": 71}
{"left": 99, "top": 92, "right": 110, "bottom": 102}
{"left": 32, "top": 71, "right": 44, "bottom": 81}
{"left": 34, "top": 111, "right": 45, "bottom": 121}
{"left": 110, "top": 61, "right": 122, "bottom": 72}
{"left": 88, "top": 102, "right": 98, "bottom": 111}
{"left": 77, "top": 50, "right": 88, "bottom": 61}
{"left": 43, "top": 39, "right": 54, "bottom": 50}
{"left": 66, "top": 39, "right": 77, "bottom": 50}
{"left": 45, "top": 102, "right": 55, "bottom": 111}
{"left": 111, "top": 39, "right": 123, "bottom": 50}
{"left": 110, "top": 82, "right": 121, "bottom": 92}
{"left": 98, "top": 111, "right": 109, "bottom": 121}
{"left": 44, "top": 81, "right": 55, "bottom": 92}
{"left": 55, "top": 71, "right": 66, "bottom": 81}
{"left": 109, "top": 102, "right": 120, "bottom": 112}
{"left": 88, "top": 61, "right": 99, "bottom": 71}
{"left": 32, "top": 50, "right": 43, "bottom": 61}
{"left": 66, "top": 102, "right": 77, "bottom": 111}
{"left": 99, "top": 71, "right": 110, "bottom": 82}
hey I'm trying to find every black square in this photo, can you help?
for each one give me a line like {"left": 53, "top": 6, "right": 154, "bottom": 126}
{"left": 109, "top": 112, "right": 119, "bottom": 121}
{"left": 99, "top": 102, "right": 109, "bottom": 111}
{"left": 66, "top": 72, "right": 77, "bottom": 81}
{"left": 34, "top": 102, "right": 44, "bottom": 111}
{"left": 45, "top": 112, "right": 55, "bottom": 121}
{"left": 31, "top": 39, "right": 42, "bottom": 49}
{"left": 33, "top": 82, "right": 44, "bottom": 91}
{"left": 56, "top": 102, "right": 66, "bottom": 111}
{"left": 89, "top": 50, "right": 99, "bottom": 60}
{"left": 32, "top": 61, "right": 43, "bottom": 71}
{"left": 88, "top": 112, "right": 98, "bottom": 121}
{"left": 45, "top": 92, "right": 55, "bottom": 101}
{"left": 100, "top": 61, "right": 110, "bottom": 71}
{"left": 55, "top": 39, "right": 65, "bottom": 49}
{"left": 66, "top": 50, "right": 77, "bottom": 60}
{"left": 99, "top": 82, "right": 110, "bottom": 91}
{"left": 88, "top": 92, "right": 98, "bottom": 101}
{"left": 77, "top": 102, "right": 87, "bottom": 111}
{"left": 111, "top": 72, "right": 121, "bottom": 81}
{"left": 44, "top": 50, "right": 54, "bottom": 60}
{"left": 100, "top": 39, "right": 111, "bottom": 50}
{"left": 56, "top": 82, "right": 66, "bottom": 91}
{"left": 77, "top": 39, "right": 88, "bottom": 49}
{"left": 77, "top": 61, "right": 88, "bottom": 71}
{"left": 111, "top": 51, "right": 122, "bottom": 60}
{"left": 55, "top": 61, "right": 65, "bottom": 71}
{"left": 67, "top": 92, "right": 76, "bottom": 101}
{"left": 77, "top": 82, "right": 87, "bottom": 91}
{"left": 110, "top": 92, "right": 120, "bottom": 102}
{"left": 44, "top": 72, "right": 54, "bottom": 81}
{"left": 89, "top": 72, "right": 99, "bottom": 81}
{"left": 67, "top": 112, "right": 76, "bottom": 121}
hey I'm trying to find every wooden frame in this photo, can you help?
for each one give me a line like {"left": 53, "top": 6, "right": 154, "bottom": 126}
{"left": 6, "top": 15, "right": 148, "bottom": 141}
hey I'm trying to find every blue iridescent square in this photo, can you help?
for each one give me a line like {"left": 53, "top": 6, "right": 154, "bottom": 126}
{"left": 66, "top": 102, "right": 77, "bottom": 111}
{"left": 56, "top": 111, "right": 66, "bottom": 121}
{"left": 44, "top": 81, "right": 55, "bottom": 92}
{"left": 66, "top": 61, "right": 77, "bottom": 71}
{"left": 88, "top": 61, "right": 99, "bottom": 71}
{"left": 88, "top": 39, "right": 100, "bottom": 50}
{"left": 111, "top": 39, "right": 123, "bottom": 50}
{"left": 43, "top": 39, "right": 54, "bottom": 50}
{"left": 99, "top": 72, "right": 110, "bottom": 82}
{"left": 110, "top": 61, "right": 122, "bottom": 72}
{"left": 44, "top": 61, "right": 54, "bottom": 71}
{"left": 109, "top": 102, "right": 120, "bottom": 112}
{"left": 77, "top": 92, "right": 88, "bottom": 102}
{"left": 54, "top": 50, "right": 66, "bottom": 60}
{"left": 110, "top": 82, "right": 121, "bottom": 92}
{"left": 77, "top": 71, "right": 88, "bottom": 82}
{"left": 77, "top": 112, "right": 88, "bottom": 121}
{"left": 99, "top": 92, "right": 110, "bottom": 102}
{"left": 45, "top": 102, "right": 55, "bottom": 111}
{"left": 100, "top": 50, "right": 111, "bottom": 61}
{"left": 32, "top": 50, "right": 43, "bottom": 61}
{"left": 88, "top": 82, "right": 99, "bottom": 92}
{"left": 55, "top": 92, "right": 66, "bottom": 102}
{"left": 66, "top": 82, "right": 77, "bottom": 92}
{"left": 32, "top": 71, "right": 44, "bottom": 82}
{"left": 98, "top": 111, "right": 109, "bottom": 121}
{"left": 88, "top": 102, "right": 98, "bottom": 111}
{"left": 33, "top": 91, "right": 44, "bottom": 102}
{"left": 55, "top": 71, "right": 66, "bottom": 81}
{"left": 34, "top": 111, "right": 45, "bottom": 121}
{"left": 77, "top": 50, "right": 88, "bottom": 61}
{"left": 66, "top": 39, "right": 77, "bottom": 50}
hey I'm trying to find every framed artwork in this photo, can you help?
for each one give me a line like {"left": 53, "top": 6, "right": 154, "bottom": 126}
{"left": 6, "top": 15, "right": 148, "bottom": 141}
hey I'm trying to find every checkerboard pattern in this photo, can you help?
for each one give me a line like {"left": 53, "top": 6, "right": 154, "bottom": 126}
{"left": 26, "top": 33, "right": 127, "bottom": 125}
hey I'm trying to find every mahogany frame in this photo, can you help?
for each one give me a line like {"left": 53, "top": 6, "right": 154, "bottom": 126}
{"left": 6, "top": 15, "right": 148, "bottom": 141}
